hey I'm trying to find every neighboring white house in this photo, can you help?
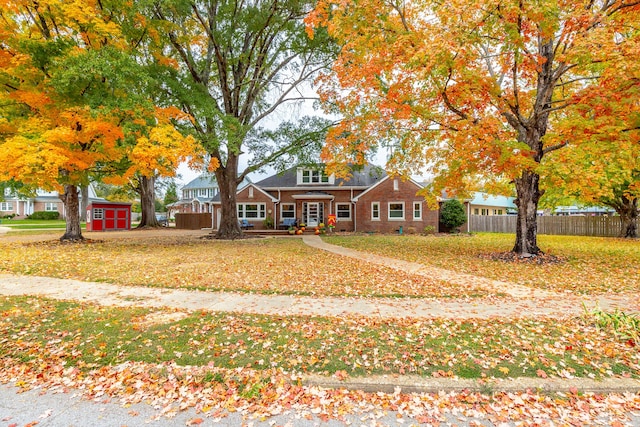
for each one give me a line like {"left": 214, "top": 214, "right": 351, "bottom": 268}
{"left": 1, "top": 186, "right": 103, "bottom": 219}
{"left": 167, "top": 174, "right": 251, "bottom": 217}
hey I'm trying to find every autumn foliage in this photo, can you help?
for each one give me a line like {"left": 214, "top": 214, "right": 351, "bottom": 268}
{"left": 307, "top": 0, "right": 640, "bottom": 251}
{"left": 0, "top": 0, "right": 203, "bottom": 238}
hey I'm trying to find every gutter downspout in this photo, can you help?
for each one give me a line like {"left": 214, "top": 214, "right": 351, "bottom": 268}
{"left": 351, "top": 189, "right": 356, "bottom": 232}
{"left": 273, "top": 201, "right": 278, "bottom": 229}
{"left": 353, "top": 202, "right": 357, "bottom": 232}
{"left": 276, "top": 190, "right": 282, "bottom": 230}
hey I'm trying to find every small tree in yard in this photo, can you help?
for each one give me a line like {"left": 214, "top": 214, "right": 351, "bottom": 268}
{"left": 440, "top": 200, "right": 467, "bottom": 233}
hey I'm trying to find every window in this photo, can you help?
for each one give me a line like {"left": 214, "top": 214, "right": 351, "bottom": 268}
{"left": 299, "top": 168, "right": 330, "bottom": 184}
{"left": 0, "top": 202, "right": 13, "bottom": 211}
{"left": 474, "top": 208, "right": 479, "bottom": 215}
{"left": 393, "top": 179, "right": 399, "bottom": 191}
{"left": 93, "top": 208, "right": 104, "bottom": 219}
{"left": 494, "top": 209, "right": 503, "bottom": 215}
{"left": 481, "top": 208, "right": 489, "bottom": 215}
{"left": 389, "top": 202, "right": 404, "bottom": 220}
{"left": 198, "top": 188, "right": 208, "bottom": 197}
{"left": 336, "top": 203, "right": 351, "bottom": 220}
{"left": 238, "top": 203, "right": 266, "bottom": 219}
{"left": 45, "top": 202, "right": 58, "bottom": 212}
{"left": 413, "top": 202, "right": 422, "bottom": 220}
{"left": 371, "top": 202, "right": 380, "bottom": 220}
{"left": 281, "top": 203, "right": 295, "bottom": 218}
{"left": 248, "top": 187, "right": 254, "bottom": 198}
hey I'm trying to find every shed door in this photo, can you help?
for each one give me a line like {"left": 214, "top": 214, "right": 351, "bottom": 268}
{"left": 92, "top": 208, "right": 104, "bottom": 231}
{"left": 105, "top": 208, "right": 116, "bottom": 230}
{"left": 115, "top": 209, "right": 129, "bottom": 230}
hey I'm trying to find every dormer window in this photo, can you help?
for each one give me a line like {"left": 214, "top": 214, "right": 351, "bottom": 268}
{"left": 297, "top": 168, "right": 333, "bottom": 185}
{"left": 303, "top": 169, "right": 328, "bottom": 183}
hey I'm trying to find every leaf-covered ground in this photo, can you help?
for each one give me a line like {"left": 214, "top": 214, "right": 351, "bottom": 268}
{"left": 324, "top": 233, "right": 640, "bottom": 294}
{"left": 1, "top": 296, "right": 640, "bottom": 425}
{"left": 0, "top": 236, "right": 490, "bottom": 298}
{"left": 2, "top": 296, "right": 638, "bottom": 380}
{"left": 1, "top": 231, "right": 639, "bottom": 424}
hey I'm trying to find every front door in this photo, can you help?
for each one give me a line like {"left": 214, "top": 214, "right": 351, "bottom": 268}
{"left": 306, "top": 202, "right": 320, "bottom": 227}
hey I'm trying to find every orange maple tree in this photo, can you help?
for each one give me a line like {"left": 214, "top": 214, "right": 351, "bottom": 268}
{"left": 113, "top": 107, "right": 204, "bottom": 228}
{"left": 0, "top": 0, "right": 131, "bottom": 240}
{"left": 308, "top": 0, "right": 640, "bottom": 253}
{"left": 542, "top": 37, "right": 640, "bottom": 237}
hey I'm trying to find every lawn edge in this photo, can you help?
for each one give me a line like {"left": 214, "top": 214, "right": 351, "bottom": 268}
{"left": 302, "top": 374, "right": 640, "bottom": 394}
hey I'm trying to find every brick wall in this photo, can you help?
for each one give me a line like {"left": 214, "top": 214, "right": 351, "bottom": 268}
{"left": 355, "top": 178, "right": 439, "bottom": 234}
{"left": 236, "top": 186, "right": 278, "bottom": 230}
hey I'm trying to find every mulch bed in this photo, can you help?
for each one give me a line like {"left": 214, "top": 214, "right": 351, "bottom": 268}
{"left": 480, "top": 251, "right": 567, "bottom": 265}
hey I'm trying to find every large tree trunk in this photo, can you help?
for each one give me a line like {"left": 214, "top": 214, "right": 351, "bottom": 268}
{"left": 60, "top": 184, "right": 84, "bottom": 242}
{"left": 512, "top": 171, "right": 543, "bottom": 255}
{"left": 617, "top": 197, "right": 638, "bottom": 238}
{"left": 80, "top": 184, "right": 89, "bottom": 222}
{"left": 214, "top": 161, "right": 243, "bottom": 239}
{"left": 137, "top": 175, "right": 160, "bottom": 228}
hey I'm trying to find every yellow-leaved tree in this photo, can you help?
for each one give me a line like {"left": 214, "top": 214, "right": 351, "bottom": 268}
{"left": 0, "top": 0, "right": 204, "bottom": 238}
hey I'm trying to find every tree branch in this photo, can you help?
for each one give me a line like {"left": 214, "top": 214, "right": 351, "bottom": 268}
{"left": 542, "top": 140, "right": 568, "bottom": 155}
{"left": 239, "top": 120, "right": 340, "bottom": 181}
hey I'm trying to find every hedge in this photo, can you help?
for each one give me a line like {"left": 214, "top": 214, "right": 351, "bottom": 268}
{"left": 28, "top": 211, "right": 60, "bottom": 220}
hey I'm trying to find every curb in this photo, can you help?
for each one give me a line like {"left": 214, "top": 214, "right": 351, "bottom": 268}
{"left": 302, "top": 374, "right": 640, "bottom": 394}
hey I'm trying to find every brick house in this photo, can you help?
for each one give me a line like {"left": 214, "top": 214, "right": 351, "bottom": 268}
{"left": 209, "top": 164, "right": 439, "bottom": 233}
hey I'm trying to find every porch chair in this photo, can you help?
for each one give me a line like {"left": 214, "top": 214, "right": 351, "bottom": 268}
{"left": 278, "top": 217, "right": 297, "bottom": 230}
{"left": 239, "top": 219, "right": 255, "bottom": 230}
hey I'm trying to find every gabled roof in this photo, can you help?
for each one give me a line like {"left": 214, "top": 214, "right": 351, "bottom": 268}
{"left": 255, "top": 164, "right": 386, "bottom": 188}
{"left": 210, "top": 183, "right": 278, "bottom": 203}
{"left": 351, "top": 175, "right": 425, "bottom": 202}
{"left": 182, "top": 174, "right": 218, "bottom": 190}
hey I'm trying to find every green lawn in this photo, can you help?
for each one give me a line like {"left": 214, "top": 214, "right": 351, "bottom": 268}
{"left": 0, "top": 219, "right": 84, "bottom": 229}
{"left": 1, "top": 231, "right": 638, "bottom": 387}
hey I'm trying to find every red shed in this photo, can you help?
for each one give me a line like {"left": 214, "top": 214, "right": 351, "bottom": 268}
{"left": 86, "top": 201, "right": 132, "bottom": 232}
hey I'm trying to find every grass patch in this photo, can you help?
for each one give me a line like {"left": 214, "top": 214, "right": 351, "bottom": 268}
{"left": 584, "top": 303, "right": 640, "bottom": 342}
{"left": 1, "top": 296, "right": 637, "bottom": 380}
{"left": 322, "top": 233, "right": 640, "bottom": 294}
{"left": 0, "top": 236, "right": 489, "bottom": 299}
{"left": 0, "top": 219, "right": 78, "bottom": 229}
